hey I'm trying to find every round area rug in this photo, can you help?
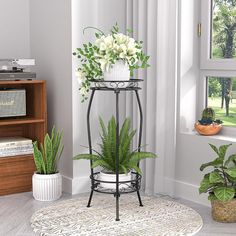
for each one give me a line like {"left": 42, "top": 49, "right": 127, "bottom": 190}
{"left": 31, "top": 195, "right": 203, "bottom": 236}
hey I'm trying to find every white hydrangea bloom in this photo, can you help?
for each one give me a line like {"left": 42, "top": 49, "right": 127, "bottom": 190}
{"left": 103, "top": 35, "right": 114, "bottom": 49}
{"left": 75, "top": 70, "right": 86, "bottom": 85}
{"left": 127, "top": 40, "right": 137, "bottom": 55}
{"left": 114, "top": 33, "right": 128, "bottom": 45}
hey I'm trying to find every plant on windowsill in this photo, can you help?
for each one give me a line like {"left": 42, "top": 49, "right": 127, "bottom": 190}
{"left": 73, "top": 23, "right": 150, "bottom": 102}
{"left": 195, "top": 107, "right": 223, "bottom": 136}
{"left": 199, "top": 143, "right": 236, "bottom": 222}
{"left": 32, "top": 126, "right": 64, "bottom": 201}
{"left": 73, "top": 116, "right": 157, "bottom": 189}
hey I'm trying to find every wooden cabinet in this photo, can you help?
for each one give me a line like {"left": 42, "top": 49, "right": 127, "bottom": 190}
{"left": 0, "top": 80, "right": 47, "bottom": 195}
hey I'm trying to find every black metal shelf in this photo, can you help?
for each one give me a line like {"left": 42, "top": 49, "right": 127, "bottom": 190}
{"left": 90, "top": 171, "right": 142, "bottom": 195}
{"left": 86, "top": 79, "right": 144, "bottom": 221}
{"left": 90, "top": 78, "right": 143, "bottom": 91}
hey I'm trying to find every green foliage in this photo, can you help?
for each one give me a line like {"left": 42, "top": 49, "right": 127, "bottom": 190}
{"left": 202, "top": 108, "right": 216, "bottom": 120}
{"left": 33, "top": 126, "right": 64, "bottom": 174}
{"left": 213, "top": 0, "right": 236, "bottom": 58}
{"left": 199, "top": 143, "right": 236, "bottom": 202}
{"left": 208, "top": 78, "right": 221, "bottom": 97}
{"left": 232, "top": 78, "right": 236, "bottom": 90}
{"left": 73, "top": 24, "right": 150, "bottom": 102}
{"left": 198, "top": 107, "right": 223, "bottom": 125}
{"left": 73, "top": 117, "right": 157, "bottom": 175}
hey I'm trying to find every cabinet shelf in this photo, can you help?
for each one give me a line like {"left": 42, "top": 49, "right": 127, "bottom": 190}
{"left": 0, "top": 117, "right": 45, "bottom": 126}
{"left": 0, "top": 80, "right": 47, "bottom": 196}
{"left": 0, "top": 80, "right": 45, "bottom": 85}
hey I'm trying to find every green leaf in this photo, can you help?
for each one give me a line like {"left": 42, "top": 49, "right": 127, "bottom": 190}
{"left": 44, "top": 133, "right": 53, "bottom": 173}
{"left": 199, "top": 174, "right": 211, "bottom": 194}
{"left": 225, "top": 154, "right": 236, "bottom": 166}
{"left": 219, "top": 144, "right": 232, "bottom": 159}
{"left": 214, "top": 187, "right": 235, "bottom": 201}
{"left": 33, "top": 127, "right": 64, "bottom": 174}
{"left": 209, "top": 171, "right": 225, "bottom": 184}
{"left": 33, "top": 141, "right": 44, "bottom": 174}
{"left": 200, "top": 157, "right": 224, "bottom": 171}
{"left": 225, "top": 167, "right": 236, "bottom": 178}
{"left": 209, "top": 143, "right": 219, "bottom": 155}
{"left": 92, "top": 159, "right": 113, "bottom": 171}
{"left": 208, "top": 193, "right": 218, "bottom": 201}
{"left": 129, "top": 152, "right": 157, "bottom": 164}
{"left": 73, "top": 154, "right": 100, "bottom": 161}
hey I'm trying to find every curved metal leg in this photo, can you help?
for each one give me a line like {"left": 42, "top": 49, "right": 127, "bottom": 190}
{"left": 115, "top": 90, "right": 120, "bottom": 221}
{"left": 87, "top": 90, "right": 95, "bottom": 208}
{"left": 135, "top": 90, "right": 144, "bottom": 207}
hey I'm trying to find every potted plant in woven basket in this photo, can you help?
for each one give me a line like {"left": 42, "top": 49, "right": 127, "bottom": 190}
{"left": 199, "top": 143, "right": 236, "bottom": 222}
{"left": 32, "top": 126, "right": 64, "bottom": 201}
{"left": 73, "top": 116, "right": 157, "bottom": 189}
{"left": 73, "top": 24, "right": 150, "bottom": 101}
{"left": 195, "top": 108, "right": 223, "bottom": 135}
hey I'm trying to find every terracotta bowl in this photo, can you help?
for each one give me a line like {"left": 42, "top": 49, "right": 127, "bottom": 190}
{"left": 194, "top": 123, "right": 222, "bottom": 136}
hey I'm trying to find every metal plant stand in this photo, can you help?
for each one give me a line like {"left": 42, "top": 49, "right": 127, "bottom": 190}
{"left": 86, "top": 79, "right": 143, "bottom": 221}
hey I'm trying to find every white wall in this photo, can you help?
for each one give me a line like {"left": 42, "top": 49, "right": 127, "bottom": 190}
{"left": 0, "top": 0, "right": 30, "bottom": 58}
{"left": 71, "top": 0, "right": 127, "bottom": 194}
{"left": 29, "top": 0, "right": 73, "bottom": 193}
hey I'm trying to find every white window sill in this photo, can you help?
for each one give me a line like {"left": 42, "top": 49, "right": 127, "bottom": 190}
{"left": 180, "top": 130, "right": 236, "bottom": 143}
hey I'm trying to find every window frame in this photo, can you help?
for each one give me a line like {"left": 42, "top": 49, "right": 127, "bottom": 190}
{"left": 198, "top": 71, "right": 236, "bottom": 136}
{"left": 200, "top": 0, "right": 236, "bottom": 70}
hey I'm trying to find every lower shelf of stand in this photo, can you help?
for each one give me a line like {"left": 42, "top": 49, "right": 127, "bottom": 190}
{"left": 0, "top": 154, "right": 35, "bottom": 195}
{"left": 90, "top": 171, "right": 142, "bottom": 194}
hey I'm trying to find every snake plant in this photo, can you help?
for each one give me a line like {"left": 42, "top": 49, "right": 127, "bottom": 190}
{"left": 73, "top": 116, "right": 157, "bottom": 174}
{"left": 33, "top": 126, "right": 64, "bottom": 174}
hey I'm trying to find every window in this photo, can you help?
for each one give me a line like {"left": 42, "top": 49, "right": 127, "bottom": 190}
{"left": 201, "top": 0, "right": 236, "bottom": 69}
{"left": 207, "top": 77, "right": 236, "bottom": 126}
{"left": 211, "top": 0, "right": 236, "bottom": 59}
{"left": 200, "top": 0, "right": 236, "bottom": 130}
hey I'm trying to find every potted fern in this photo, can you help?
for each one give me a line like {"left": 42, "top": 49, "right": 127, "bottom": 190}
{"left": 73, "top": 117, "right": 157, "bottom": 189}
{"left": 199, "top": 143, "right": 236, "bottom": 222}
{"left": 32, "top": 126, "right": 64, "bottom": 201}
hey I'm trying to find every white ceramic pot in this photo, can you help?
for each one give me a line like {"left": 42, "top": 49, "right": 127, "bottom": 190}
{"left": 99, "top": 171, "right": 131, "bottom": 189}
{"left": 32, "top": 172, "right": 62, "bottom": 201}
{"left": 104, "top": 60, "right": 130, "bottom": 81}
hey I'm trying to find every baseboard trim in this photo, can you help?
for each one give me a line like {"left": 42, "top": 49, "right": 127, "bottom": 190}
{"left": 72, "top": 176, "right": 90, "bottom": 195}
{"left": 61, "top": 175, "right": 72, "bottom": 194}
{"left": 62, "top": 175, "right": 91, "bottom": 194}
{"left": 165, "top": 178, "right": 210, "bottom": 207}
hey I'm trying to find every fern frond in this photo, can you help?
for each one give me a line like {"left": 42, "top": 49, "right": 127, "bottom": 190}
{"left": 73, "top": 154, "right": 100, "bottom": 161}
{"left": 92, "top": 159, "right": 113, "bottom": 171}
{"left": 129, "top": 151, "right": 157, "bottom": 164}
{"left": 120, "top": 130, "right": 136, "bottom": 164}
{"left": 127, "top": 163, "right": 142, "bottom": 175}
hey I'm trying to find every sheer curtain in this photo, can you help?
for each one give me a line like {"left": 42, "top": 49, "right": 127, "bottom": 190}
{"left": 125, "top": 0, "right": 178, "bottom": 195}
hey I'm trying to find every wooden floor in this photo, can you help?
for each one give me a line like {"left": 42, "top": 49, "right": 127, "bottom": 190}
{"left": 0, "top": 192, "right": 236, "bottom": 236}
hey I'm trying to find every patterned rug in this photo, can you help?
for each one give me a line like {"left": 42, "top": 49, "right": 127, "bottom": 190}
{"left": 31, "top": 195, "right": 203, "bottom": 236}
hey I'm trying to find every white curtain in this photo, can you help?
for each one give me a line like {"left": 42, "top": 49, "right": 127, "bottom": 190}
{"left": 125, "top": 0, "right": 178, "bottom": 195}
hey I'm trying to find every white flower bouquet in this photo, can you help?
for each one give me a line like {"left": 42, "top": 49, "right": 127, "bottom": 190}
{"left": 73, "top": 24, "right": 150, "bottom": 101}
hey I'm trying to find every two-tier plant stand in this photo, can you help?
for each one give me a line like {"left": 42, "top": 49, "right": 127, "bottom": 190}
{"left": 86, "top": 79, "right": 143, "bottom": 221}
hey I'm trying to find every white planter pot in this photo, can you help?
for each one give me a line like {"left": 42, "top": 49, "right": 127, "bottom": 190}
{"left": 32, "top": 172, "right": 62, "bottom": 201}
{"left": 104, "top": 60, "right": 130, "bottom": 81}
{"left": 99, "top": 171, "right": 131, "bottom": 190}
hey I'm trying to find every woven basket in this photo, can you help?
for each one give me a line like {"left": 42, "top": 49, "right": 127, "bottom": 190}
{"left": 211, "top": 199, "right": 236, "bottom": 223}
